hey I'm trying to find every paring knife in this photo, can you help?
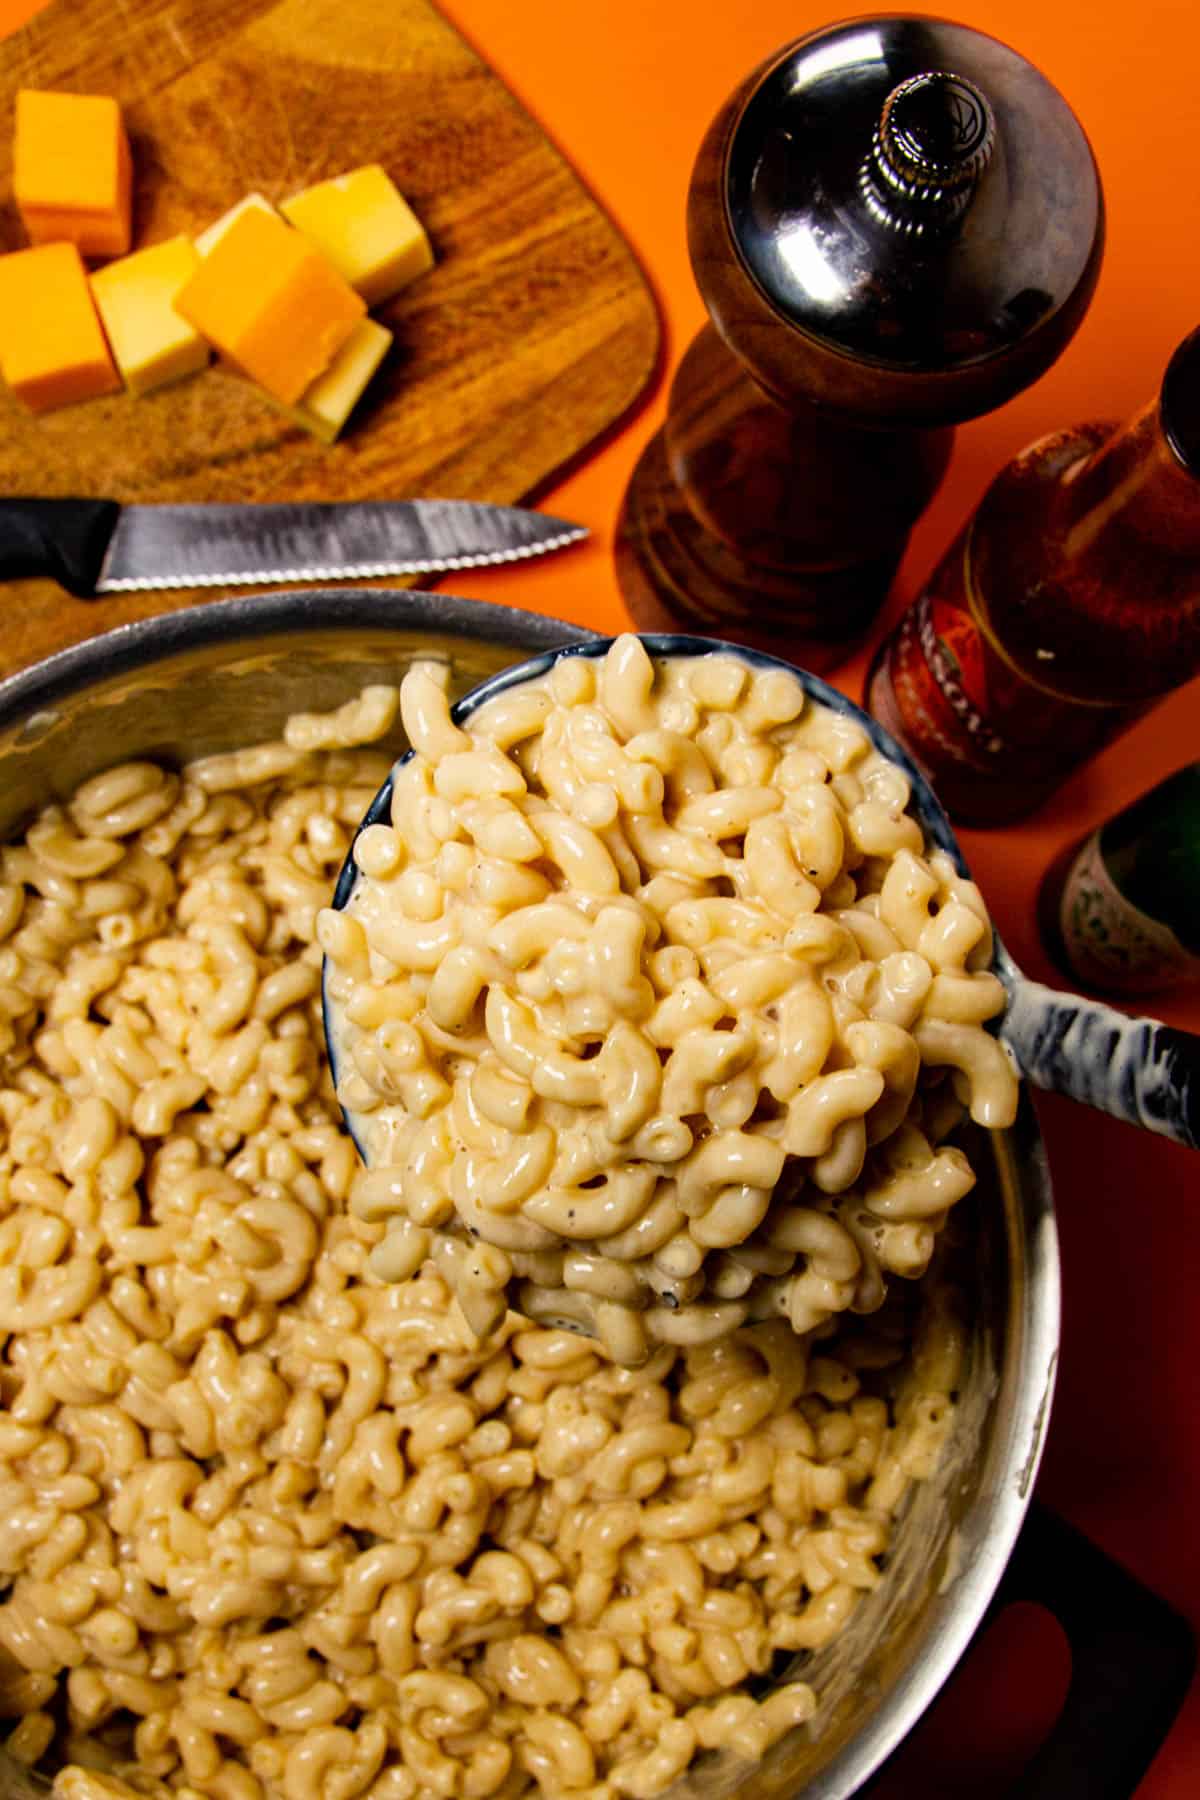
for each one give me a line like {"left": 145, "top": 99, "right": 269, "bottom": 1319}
{"left": 0, "top": 497, "right": 588, "bottom": 599}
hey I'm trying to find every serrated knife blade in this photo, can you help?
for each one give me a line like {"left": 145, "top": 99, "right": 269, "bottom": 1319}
{"left": 0, "top": 497, "right": 588, "bottom": 598}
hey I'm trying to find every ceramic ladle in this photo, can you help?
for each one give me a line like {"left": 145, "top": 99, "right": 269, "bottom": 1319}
{"left": 326, "top": 634, "right": 1200, "bottom": 1155}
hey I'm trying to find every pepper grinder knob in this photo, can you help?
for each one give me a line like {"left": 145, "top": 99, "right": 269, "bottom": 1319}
{"left": 864, "top": 71, "right": 996, "bottom": 235}
{"left": 615, "top": 18, "right": 1104, "bottom": 669}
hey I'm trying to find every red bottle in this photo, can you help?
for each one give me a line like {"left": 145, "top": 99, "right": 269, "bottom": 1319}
{"left": 866, "top": 326, "right": 1200, "bottom": 824}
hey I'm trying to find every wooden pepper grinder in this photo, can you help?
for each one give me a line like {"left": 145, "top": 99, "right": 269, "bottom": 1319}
{"left": 615, "top": 16, "right": 1105, "bottom": 668}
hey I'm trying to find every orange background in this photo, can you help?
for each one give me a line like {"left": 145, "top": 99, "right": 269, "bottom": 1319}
{"left": 1, "top": 0, "right": 1199, "bottom": 1791}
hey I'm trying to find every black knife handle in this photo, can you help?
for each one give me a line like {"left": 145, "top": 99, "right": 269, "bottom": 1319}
{"left": 0, "top": 498, "right": 120, "bottom": 598}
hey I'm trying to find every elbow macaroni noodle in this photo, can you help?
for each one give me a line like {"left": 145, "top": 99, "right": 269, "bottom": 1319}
{"left": 0, "top": 645, "right": 1005, "bottom": 1800}
{"left": 324, "top": 638, "right": 1017, "bottom": 1366}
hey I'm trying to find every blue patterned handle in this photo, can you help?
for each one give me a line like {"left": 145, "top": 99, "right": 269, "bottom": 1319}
{"left": 999, "top": 966, "right": 1200, "bottom": 1151}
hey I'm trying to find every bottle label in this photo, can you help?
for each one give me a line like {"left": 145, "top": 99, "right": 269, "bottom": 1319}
{"left": 1059, "top": 829, "right": 1200, "bottom": 992}
{"left": 870, "top": 582, "right": 1008, "bottom": 782}
{"left": 867, "top": 523, "right": 1146, "bottom": 821}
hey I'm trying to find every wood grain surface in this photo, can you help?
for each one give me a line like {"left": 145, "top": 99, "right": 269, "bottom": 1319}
{"left": 0, "top": 0, "right": 660, "bottom": 674}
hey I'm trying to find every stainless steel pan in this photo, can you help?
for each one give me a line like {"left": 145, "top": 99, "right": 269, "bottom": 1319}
{"left": 0, "top": 592, "right": 1186, "bottom": 1799}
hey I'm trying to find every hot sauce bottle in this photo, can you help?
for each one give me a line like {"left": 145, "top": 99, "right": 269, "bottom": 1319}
{"left": 866, "top": 325, "right": 1200, "bottom": 823}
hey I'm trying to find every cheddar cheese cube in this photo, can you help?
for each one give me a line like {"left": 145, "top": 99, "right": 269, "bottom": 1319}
{"left": 174, "top": 206, "right": 366, "bottom": 406}
{"left": 0, "top": 242, "right": 120, "bottom": 412}
{"left": 90, "top": 236, "right": 210, "bottom": 397}
{"left": 286, "top": 317, "right": 392, "bottom": 443}
{"left": 194, "top": 191, "right": 279, "bottom": 259}
{"left": 13, "top": 89, "right": 132, "bottom": 259}
{"left": 280, "top": 165, "right": 433, "bottom": 308}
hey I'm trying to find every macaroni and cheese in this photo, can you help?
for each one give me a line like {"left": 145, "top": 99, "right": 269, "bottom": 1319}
{"left": 0, "top": 655, "right": 996, "bottom": 1800}
{"left": 324, "top": 638, "right": 1018, "bottom": 1366}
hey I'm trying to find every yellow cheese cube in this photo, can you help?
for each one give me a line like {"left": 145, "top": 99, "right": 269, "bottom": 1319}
{"left": 174, "top": 206, "right": 366, "bottom": 406}
{"left": 280, "top": 165, "right": 433, "bottom": 308}
{"left": 90, "top": 236, "right": 211, "bottom": 396}
{"left": 194, "top": 192, "right": 278, "bottom": 259}
{"left": 285, "top": 317, "right": 392, "bottom": 443}
{"left": 14, "top": 89, "right": 132, "bottom": 259}
{"left": 0, "top": 242, "right": 120, "bottom": 412}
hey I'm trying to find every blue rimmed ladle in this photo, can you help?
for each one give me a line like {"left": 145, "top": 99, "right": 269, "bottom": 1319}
{"left": 325, "top": 633, "right": 1200, "bottom": 1158}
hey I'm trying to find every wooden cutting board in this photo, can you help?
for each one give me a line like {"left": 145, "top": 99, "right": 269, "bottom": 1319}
{"left": 0, "top": 0, "right": 660, "bottom": 675}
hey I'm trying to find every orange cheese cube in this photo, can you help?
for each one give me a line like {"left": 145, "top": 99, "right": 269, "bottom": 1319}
{"left": 0, "top": 242, "right": 120, "bottom": 412}
{"left": 174, "top": 207, "right": 366, "bottom": 406}
{"left": 13, "top": 89, "right": 132, "bottom": 259}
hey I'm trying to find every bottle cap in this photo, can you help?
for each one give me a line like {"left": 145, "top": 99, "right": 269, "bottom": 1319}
{"left": 1162, "top": 326, "right": 1200, "bottom": 478}
{"left": 718, "top": 17, "right": 1103, "bottom": 380}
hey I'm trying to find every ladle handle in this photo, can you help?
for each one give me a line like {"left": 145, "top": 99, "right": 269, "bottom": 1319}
{"left": 1000, "top": 972, "right": 1200, "bottom": 1149}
